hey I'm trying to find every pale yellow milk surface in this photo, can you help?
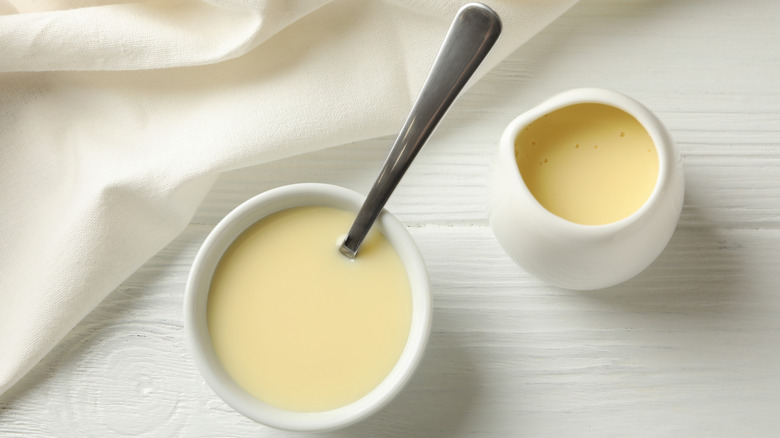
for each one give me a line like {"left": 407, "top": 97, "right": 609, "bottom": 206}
{"left": 515, "top": 103, "right": 659, "bottom": 225}
{"left": 207, "top": 206, "right": 412, "bottom": 412}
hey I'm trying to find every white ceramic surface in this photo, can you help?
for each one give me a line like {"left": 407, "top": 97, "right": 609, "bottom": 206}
{"left": 487, "top": 88, "right": 685, "bottom": 290}
{"left": 184, "top": 183, "right": 432, "bottom": 432}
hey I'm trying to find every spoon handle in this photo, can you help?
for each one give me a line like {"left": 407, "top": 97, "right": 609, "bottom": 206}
{"left": 340, "top": 3, "right": 501, "bottom": 258}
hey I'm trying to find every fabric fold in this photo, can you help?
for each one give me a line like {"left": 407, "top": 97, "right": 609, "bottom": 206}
{"left": 0, "top": 0, "right": 333, "bottom": 71}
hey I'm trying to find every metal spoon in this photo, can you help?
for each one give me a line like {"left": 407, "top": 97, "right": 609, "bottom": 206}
{"left": 339, "top": 3, "right": 502, "bottom": 259}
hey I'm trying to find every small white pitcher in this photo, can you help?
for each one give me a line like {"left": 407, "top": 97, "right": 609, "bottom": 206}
{"left": 487, "top": 88, "right": 685, "bottom": 290}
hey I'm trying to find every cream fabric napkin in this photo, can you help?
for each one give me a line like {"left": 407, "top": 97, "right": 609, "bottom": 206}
{"left": 0, "top": 0, "right": 578, "bottom": 395}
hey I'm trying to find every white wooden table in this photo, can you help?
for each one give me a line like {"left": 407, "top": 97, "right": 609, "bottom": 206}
{"left": 3, "top": 0, "right": 780, "bottom": 436}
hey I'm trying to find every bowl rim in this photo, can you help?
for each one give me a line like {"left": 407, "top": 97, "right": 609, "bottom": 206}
{"left": 184, "top": 183, "right": 431, "bottom": 432}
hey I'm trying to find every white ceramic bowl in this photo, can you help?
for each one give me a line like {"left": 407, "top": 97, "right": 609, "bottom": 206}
{"left": 184, "top": 183, "right": 431, "bottom": 431}
{"left": 487, "top": 88, "right": 685, "bottom": 290}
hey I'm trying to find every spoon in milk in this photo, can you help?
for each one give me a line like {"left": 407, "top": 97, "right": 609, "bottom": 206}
{"left": 339, "top": 3, "right": 501, "bottom": 259}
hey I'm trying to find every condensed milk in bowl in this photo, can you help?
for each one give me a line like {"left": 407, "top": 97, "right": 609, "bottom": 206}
{"left": 185, "top": 183, "right": 431, "bottom": 431}
{"left": 487, "top": 88, "right": 684, "bottom": 290}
